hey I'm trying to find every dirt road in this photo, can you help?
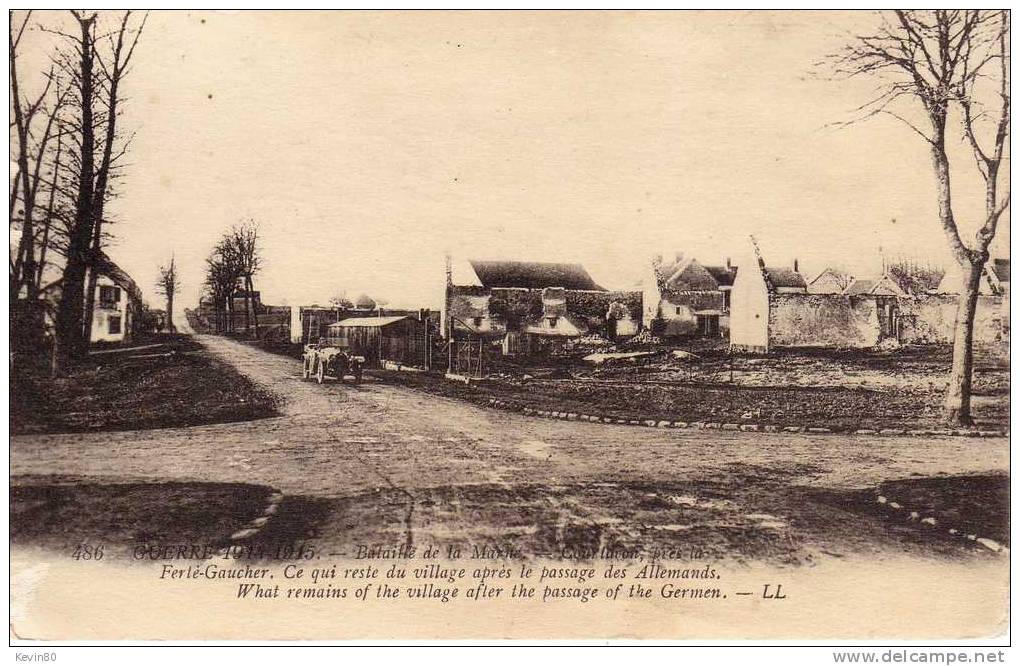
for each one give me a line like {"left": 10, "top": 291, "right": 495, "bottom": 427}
{"left": 10, "top": 335, "right": 1009, "bottom": 564}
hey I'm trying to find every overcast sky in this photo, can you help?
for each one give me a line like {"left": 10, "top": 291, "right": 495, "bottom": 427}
{"left": 17, "top": 10, "right": 1010, "bottom": 317}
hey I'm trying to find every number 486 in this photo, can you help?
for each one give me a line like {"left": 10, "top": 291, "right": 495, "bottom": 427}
{"left": 71, "top": 544, "right": 104, "bottom": 561}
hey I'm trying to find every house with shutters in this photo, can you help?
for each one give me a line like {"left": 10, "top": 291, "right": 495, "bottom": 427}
{"left": 443, "top": 258, "right": 642, "bottom": 355}
{"left": 88, "top": 252, "right": 144, "bottom": 343}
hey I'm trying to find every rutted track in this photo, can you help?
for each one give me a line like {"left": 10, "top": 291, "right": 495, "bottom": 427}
{"left": 10, "top": 334, "right": 1010, "bottom": 562}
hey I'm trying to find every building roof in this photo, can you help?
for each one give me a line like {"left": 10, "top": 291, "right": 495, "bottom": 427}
{"left": 329, "top": 316, "right": 410, "bottom": 328}
{"left": 468, "top": 260, "right": 605, "bottom": 291}
{"left": 94, "top": 251, "right": 143, "bottom": 304}
{"left": 843, "top": 279, "right": 876, "bottom": 295}
{"left": 993, "top": 258, "right": 1010, "bottom": 282}
{"left": 703, "top": 265, "right": 737, "bottom": 287}
{"left": 764, "top": 266, "right": 806, "bottom": 290}
{"left": 656, "top": 257, "right": 737, "bottom": 293}
{"left": 809, "top": 267, "right": 850, "bottom": 285}
{"left": 665, "top": 261, "right": 718, "bottom": 291}
{"left": 885, "top": 265, "right": 944, "bottom": 295}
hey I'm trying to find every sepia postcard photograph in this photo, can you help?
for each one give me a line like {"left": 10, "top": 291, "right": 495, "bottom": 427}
{"left": 6, "top": 6, "right": 1012, "bottom": 652}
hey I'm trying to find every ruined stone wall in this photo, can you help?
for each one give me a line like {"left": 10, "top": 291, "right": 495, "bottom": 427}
{"left": 768, "top": 294, "right": 882, "bottom": 348}
{"left": 898, "top": 294, "right": 1004, "bottom": 344}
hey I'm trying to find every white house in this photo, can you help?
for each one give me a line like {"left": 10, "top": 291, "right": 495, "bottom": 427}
{"left": 88, "top": 254, "right": 143, "bottom": 343}
{"left": 729, "top": 240, "right": 807, "bottom": 350}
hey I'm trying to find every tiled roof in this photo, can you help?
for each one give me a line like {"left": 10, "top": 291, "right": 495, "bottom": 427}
{"left": 993, "top": 258, "right": 1010, "bottom": 282}
{"left": 764, "top": 266, "right": 806, "bottom": 289}
{"left": 94, "top": 251, "right": 142, "bottom": 303}
{"left": 469, "top": 260, "right": 605, "bottom": 291}
{"left": 703, "top": 265, "right": 737, "bottom": 287}
{"left": 844, "top": 279, "right": 876, "bottom": 295}
{"left": 329, "top": 316, "right": 410, "bottom": 328}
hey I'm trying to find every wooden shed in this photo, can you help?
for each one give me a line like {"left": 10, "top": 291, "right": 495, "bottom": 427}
{"left": 326, "top": 315, "right": 429, "bottom": 367}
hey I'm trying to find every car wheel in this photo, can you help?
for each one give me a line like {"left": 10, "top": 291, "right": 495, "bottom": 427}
{"left": 316, "top": 361, "right": 325, "bottom": 384}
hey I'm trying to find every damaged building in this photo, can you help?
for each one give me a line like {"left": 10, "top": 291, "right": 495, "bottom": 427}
{"left": 731, "top": 242, "right": 1008, "bottom": 351}
{"left": 444, "top": 258, "right": 642, "bottom": 355}
{"left": 651, "top": 254, "right": 737, "bottom": 338}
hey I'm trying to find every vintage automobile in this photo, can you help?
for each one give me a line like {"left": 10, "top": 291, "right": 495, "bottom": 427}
{"left": 302, "top": 340, "right": 365, "bottom": 384}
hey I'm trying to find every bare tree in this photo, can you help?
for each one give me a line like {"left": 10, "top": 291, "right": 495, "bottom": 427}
{"left": 80, "top": 11, "right": 147, "bottom": 351}
{"left": 47, "top": 10, "right": 147, "bottom": 373}
{"left": 830, "top": 10, "right": 1009, "bottom": 425}
{"left": 51, "top": 11, "right": 99, "bottom": 374}
{"left": 329, "top": 291, "right": 354, "bottom": 309}
{"left": 156, "top": 255, "right": 179, "bottom": 334}
{"left": 205, "top": 239, "right": 242, "bottom": 335}
{"left": 9, "top": 10, "right": 67, "bottom": 302}
{"left": 229, "top": 221, "right": 262, "bottom": 339}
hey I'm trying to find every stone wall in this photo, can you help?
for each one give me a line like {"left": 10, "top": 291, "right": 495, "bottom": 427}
{"left": 769, "top": 294, "right": 883, "bottom": 348}
{"left": 898, "top": 294, "right": 1004, "bottom": 344}
{"left": 766, "top": 293, "right": 1005, "bottom": 348}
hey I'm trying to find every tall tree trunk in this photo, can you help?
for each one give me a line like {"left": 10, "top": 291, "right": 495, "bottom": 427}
{"left": 246, "top": 274, "right": 260, "bottom": 339}
{"left": 80, "top": 77, "right": 123, "bottom": 352}
{"left": 35, "top": 131, "right": 62, "bottom": 292}
{"left": 52, "top": 15, "right": 96, "bottom": 375}
{"left": 944, "top": 259, "right": 984, "bottom": 425}
{"left": 930, "top": 125, "right": 982, "bottom": 427}
{"left": 166, "top": 290, "right": 175, "bottom": 333}
{"left": 243, "top": 289, "right": 251, "bottom": 336}
{"left": 10, "top": 38, "right": 36, "bottom": 301}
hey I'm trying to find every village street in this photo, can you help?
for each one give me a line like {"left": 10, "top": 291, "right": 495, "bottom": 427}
{"left": 10, "top": 335, "right": 1010, "bottom": 564}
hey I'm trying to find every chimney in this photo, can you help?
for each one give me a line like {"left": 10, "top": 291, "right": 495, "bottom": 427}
{"left": 726, "top": 257, "right": 732, "bottom": 270}
{"left": 445, "top": 253, "right": 452, "bottom": 287}
{"left": 793, "top": 258, "right": 799, "bottom": 273}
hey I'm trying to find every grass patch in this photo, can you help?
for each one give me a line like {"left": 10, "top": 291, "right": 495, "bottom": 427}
{"left": 10, "top": 333, "right": 280, "bottom": 434}
{"left": 373, "top": 370, "right": 1004, "bottom": 432}
{"left": 810, "top": 474, "right": 1009, "bottom": 549}
{"left": 9, "top": 477, "right": 276, "bottom": 558}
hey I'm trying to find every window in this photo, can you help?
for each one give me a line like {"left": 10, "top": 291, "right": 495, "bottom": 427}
{"left": 99, "top": 285, "right": 121, "bottom": 308}
{"left": 676, "top": 306, "right": 682, "bottom": 315}
{"left": 548, "top": 317, "right": 558, "bottom": 328}
{"left": 108, "top": 315, "right": 122, "bottom": 335}
{"left": 472, "top": 317, "right": 483, "bottom": 328}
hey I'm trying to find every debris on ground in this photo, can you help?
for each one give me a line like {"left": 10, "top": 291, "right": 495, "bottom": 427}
{"left": 582, "top": 351, "right": 658, "bottom": 365}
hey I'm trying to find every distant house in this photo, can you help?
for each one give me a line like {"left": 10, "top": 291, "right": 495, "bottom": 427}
{"left": 811, "top": 266, "right": 937, "bottom": 297}
{"left": 651, "top": 254, "right": 737, "bottom": 337}
{"left": 807, "top": 267, "right": 854, "bottom": 295}
{"left": 843, "top": 273, "right": 908, "bottom": 297}
{"left": 142, "top": 308, "right": 168, "bottom": 333}
{"left": 444, "top": 258, "right": 642, "bottom": 355}
{"left": 189, "top": 280, "right": 291, "bottom": 339}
